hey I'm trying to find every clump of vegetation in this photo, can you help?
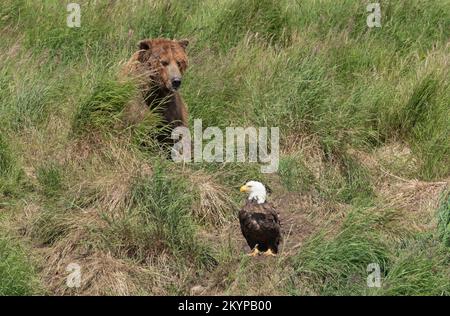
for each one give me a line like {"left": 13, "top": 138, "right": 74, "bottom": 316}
{"left": 291, "top": 208, "right": 390, "bottom": 295}
{"left": 0, "top": 134, "right": 23, "bottom": 196}
{"left": 291, "top": 207, "right": 450, "bottom": 295}
{"left": 382, "top": 237, "right": 450, "bottom": 295}
{"left": 96, "top": 160, "right": 216, "bottom": 269}
{"left": 129, "top": 161, "right": 213, "bottom": 265}
{"left": 0, "top": 236, "right": 40, "bottom": 295}
{"left": 315, "top": 155, "right": 373, "bottom": 205}
{"left": 0, "top": 135, "right": 15, "bottom": 189}
{"left": 131, "top": 110, "right": 166, "bottom": 152}
{"left": 407, "top": 74, "right": 450, "bottom": 180}
{"left": 36, "top": 162, "right": 65, "bottom": 198}
{"left": 338, "top": 155, "right": 374, "bottom": 203}
{"left": 30, "top": 203, "right": 74, "bottom": 247}
{"left": 133, "top": 0, "right": 196, "bottom": 40}
{"left": 437, "top": 190, "right": 450, "bottom": 247}
{"left": 71, "top": 79, "right": 137, "bottom": 138}
{"left": 279, "top": 154, "right": 315, "bottom": 193}
{"left": 212, "top": 0, "right": 292, "bottom": 51}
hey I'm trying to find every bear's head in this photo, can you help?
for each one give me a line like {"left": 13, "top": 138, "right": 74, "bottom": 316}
{"left": 137, "top": 38, "right": 189, "bottom": 92}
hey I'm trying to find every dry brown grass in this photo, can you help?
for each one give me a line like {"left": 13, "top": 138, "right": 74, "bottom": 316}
{"left": 189, "top": 171, "right": 237, "bottom": 227}
{"left": 349, "top": 143, "right": 449, "bottom": 237}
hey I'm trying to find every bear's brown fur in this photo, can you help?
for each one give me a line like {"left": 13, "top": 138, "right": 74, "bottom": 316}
{"left": 122, "top": 38, "right": 190, "bottom": 146}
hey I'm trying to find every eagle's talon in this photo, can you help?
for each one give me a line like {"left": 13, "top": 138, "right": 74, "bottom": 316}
{"left": 247, "top": 246, "right": 260, "bottom": 257}
{"left": 263, "top": 249, "right": 276, "bottom": 257}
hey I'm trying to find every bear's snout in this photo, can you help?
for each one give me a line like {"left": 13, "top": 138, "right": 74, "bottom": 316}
{"left": 171, "top": 77, "right": 182, "bottom": 90}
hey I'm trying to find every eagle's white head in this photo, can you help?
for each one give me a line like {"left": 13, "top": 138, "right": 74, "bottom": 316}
{"left": 240, "top": 180, "right": 267, "bottom": 204}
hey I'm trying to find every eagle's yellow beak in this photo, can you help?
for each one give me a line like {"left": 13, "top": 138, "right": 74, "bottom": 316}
{"left": 240, "top": 185, "right": 249, "bottom": 193}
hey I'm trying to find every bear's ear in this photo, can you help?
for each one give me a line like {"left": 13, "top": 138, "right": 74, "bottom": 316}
{"left": 178, "top": 39, "right": 189, "bottom": 50}
{"left": 138, "top": 39, "right": 152, "bottom": 51}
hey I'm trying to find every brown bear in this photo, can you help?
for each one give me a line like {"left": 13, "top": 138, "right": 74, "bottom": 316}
{"left": 122, "top": 38, "right": 190, "bottom": 147}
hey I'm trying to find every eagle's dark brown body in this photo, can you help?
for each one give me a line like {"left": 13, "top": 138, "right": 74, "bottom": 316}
{"left": 239, "top": 199, "right": 281, "bottom": 253}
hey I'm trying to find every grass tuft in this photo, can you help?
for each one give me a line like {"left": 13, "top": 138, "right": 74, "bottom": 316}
{"left": 212, "top": 0, "right": 291, "bottom": 51}
{"left": 125, "top": 161, "right": 215, "bottom": 267}
{"left": 291, "top": 207, "right": 390, "bottom": 295}
{"left": 437, "top": 190, "right": 450, "bottom": 247}
{"left": 36, "top": 162, "right": 65, "bottom": 198}
{"left": 71, "top": 78, "right": 137, "bottom": 138}
{"left": 0, "top": 236, "right": 40, "bottom": 295}
{"left": 0, "top": 134, "right": 23, "bottom": 196}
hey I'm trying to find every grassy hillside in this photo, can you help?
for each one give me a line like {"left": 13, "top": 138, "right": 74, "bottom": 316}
{"left": 0, "top": 0, "right": 449, "bottom": 295}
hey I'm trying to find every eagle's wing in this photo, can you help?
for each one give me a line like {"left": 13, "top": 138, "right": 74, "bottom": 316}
{"left": 260, "top": 202, "right": 280, "bottom": 226}
{"left": 239, "top": 200, "right": 282, "bottom": 252}
{"left": 258, "top": 202, "right": 282, "bottom": 247}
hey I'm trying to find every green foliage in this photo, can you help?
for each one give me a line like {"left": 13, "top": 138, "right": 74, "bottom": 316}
{"left": 0, "top": 236, "right": 39, "bottom": 295}
{"left": 132, "top": 161, "right": 195, "bottom": 251}
{"left": 381, "top": 0, "right": 450, "bottom": 53}
{"left": 381, "top": 236, "right": 450, "bottom": 295}
{"left": 0, "top": 0, "right": 26, "bottom": 28}
{"left": 401, "top": 75, "right": 440, "bottom": 134}
{"left": 279, "top": 154, "right": 315, "bottom": 192}
{"left": 212, "top": 0, "right": 291, "bottom": 51}
{"left": 18, "top": 1, "right": 114, "bottom": 61}
{"left": 125, "top": 161, "right": 214, "bottom": 267}
{"left": 315, "top": 156, "right": 373, "bottom": 204}
{"left": 339, "top": 155, "right": 374, "bottom": 202}
{"left": 0, "top": 135, "right": 14, "bottom": 179}
{"left": 291, "top": 208, "right": 390, "bottom": 295}
{"left": 408, "top": 74, "right": 450, "bottom": 180}
{"left": 0, "top": 62, "right": 54, "bottom": 131}
{"left": 437, "top": 190, "right": 450, "bottom": 247}
{"left": 131, "top": 107, "right": 167, "bottom": 153}
{"left": 0, "top": 134, "right": 23, "bottom": 196}
{"left": 132, "top": 0, "right": 197, "bottom": 40}
{"left": 72, "top": 79, "right": 137, "bottom": 138}
{"left": 36, "top": 162, "right": 65, "bottom": 198}
{"left": 291, "top": 207, "right": 450, "bottom": 295}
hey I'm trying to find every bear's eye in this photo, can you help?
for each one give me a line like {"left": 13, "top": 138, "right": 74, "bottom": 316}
{"left": 161, "top": 60, "right": 169, "bottom": 67}
{"left": 176, "top": 61, "right": 182, "bottom": 68}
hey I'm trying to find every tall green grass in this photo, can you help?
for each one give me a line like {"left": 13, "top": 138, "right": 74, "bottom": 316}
{"left": 382, "top": 236, "right": 450, "bottom": 295}
{"left": 279, "top": 154, "right": 315, "bottom": 193}
{"left": 0, "top": 134, "right": 23, "bottom": 196}
{"left": 36, "top": 162, "right": 65, "bottom": 198}
{"left": 291, "top": 207, "right": 450, "bottom": 295}
{"left": 0, "top": 236, "right": 39, "bottom": 295}
{"left": 437, "top": 190, "right": 450, "bottom": 248}
{"left": 291, "top": 208, "right": 390, "bottom": 295}
{"left": 211, "top": 0, "right": 291, "bottom": 51}
{"left": 71, "top": 79, "right": 137, "bottom": 138}
{"left": 0, "top": 57, "right": 54, "bottom": 131}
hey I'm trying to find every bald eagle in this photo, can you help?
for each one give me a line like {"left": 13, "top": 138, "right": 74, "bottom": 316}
{"left": 239, "top": 181, "right": 281, "bottom": 256}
